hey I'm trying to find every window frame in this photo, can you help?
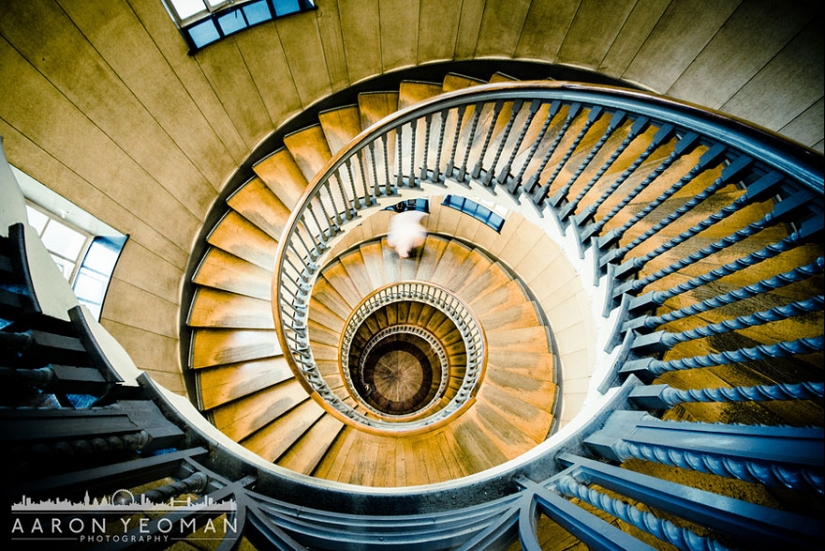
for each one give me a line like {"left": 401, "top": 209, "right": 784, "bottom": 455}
{"left": 162, "top": 0, "right": 317, "bottom": 53}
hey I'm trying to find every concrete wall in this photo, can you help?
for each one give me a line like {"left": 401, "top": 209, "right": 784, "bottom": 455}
{"left": 1, "top": 0, "right": 821, "bottom": 394}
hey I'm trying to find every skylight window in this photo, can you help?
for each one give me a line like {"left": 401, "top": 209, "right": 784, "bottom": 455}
{"left": 13, "top": 166, "right": 127, "bottom": 321}
{"left": 162, "top": 0, "right": 316, "bottom": 53}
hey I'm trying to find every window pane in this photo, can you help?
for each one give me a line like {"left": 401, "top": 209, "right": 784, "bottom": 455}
{"left": 273, "top": 0, "right": 300, "bottom": 16}
{"left": 218, "top": 10, "right": 247, "bottom": 35}
{"left": 188, "top": 19, "right": 221, "bottom": 48}
{"left": 81, "top": 240, "right": 119, "bottom": 275}
{"left": 170, "top": 0, "right": 207, "bottom": 19}
{"left": 243, "top": 1, "right": 272, "bottom": 25}
{"left": 25, "top": 206, "right": 49, "bottom": 235}
{"left": 41, "top": 219, "right": 86, "bottom": 260}
{"left": 74, "top": 270, "right": 107, "bottom": 305}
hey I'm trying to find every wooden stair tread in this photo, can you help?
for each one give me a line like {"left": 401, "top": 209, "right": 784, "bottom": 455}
{"left": 241, "top": 399, "right": 326, "bottom": 462}
{"left": 192, "top": 247, "right": 272, "bottom": 300}
{"left": 476, "top": 384, "right": 553, "bottom": 443}
{"left": 485, "top": 326, "right": 551, "bottom": 353}
{"left": 212, "top": 379, "right": 307, "bottom": 441}
{"left": 252, "top": 148, "right": 309, "bottom": 210}
{"left": 276, "top": 414, "right": 345, "bottom": 475}
{"left": 207, "top": 211, "right": 279, "bottom": 271}
{"left": 397, "top": 80, "right": 443, "bottom": 109}
{"left": 191, "top": 328, "right": 282, "bottom": 369}
{"left": 319, "top": 105, "right": 362, "bottom": 154}
{"left": 413, "top": 235, "right": 449, "bottom": 281}
{"left": 227, "top": 177, "right": 291, "bottom": 240}
{"left": 188, "top": 287, "right": 274, "bottom": 329}
{"left": 339, "top": 249, "right": 375, "bottom": 298}
{"left": 198, "top": 357, "right": 294, "bottom": 410}
{"left": 283, "top": 124, "right": 333, "bottom": 182}
{"left": 358, "top": 91, "right": 400, "bottom": 130}
{"left": 441, "top": 73, "right": 487, "bottom": 92}
{"left": 429, "top": 239, "right": 473, "bottom": 287}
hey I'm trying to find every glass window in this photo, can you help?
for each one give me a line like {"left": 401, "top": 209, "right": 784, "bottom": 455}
{"left": 188, "top": 19, "right": 222, "bottom": 48}
{"left": 168, "top": 0, "right": 206, "bottom": 19}
{"left": 243, "top": 1, "right": 272, "bottom": 25}
{"left": 24, "top": 202, "right": 126, "bottom": 321}
{"left": 272, "top": 0, "right": 300, "bottom": 16}
{"left": 40, "top": 218, "right": 86, "bottom": 260}
{"left": 218, "top": 11, "right": 248, "bottom": 35}
{"left": 442, "top": 195, "right": 506, "bottom": 232}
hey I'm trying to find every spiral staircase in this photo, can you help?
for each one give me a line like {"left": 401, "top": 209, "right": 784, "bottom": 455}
{"left": 2, "top": 68, "right": 823, "bottom": 550}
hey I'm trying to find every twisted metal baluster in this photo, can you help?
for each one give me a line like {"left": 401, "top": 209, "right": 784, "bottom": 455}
{"left": 444, "top": 105, "right": 465, "bottom": 176}
{"left": 367, "top": 141, "right": 380, "bottom": 200}
{"left": 580, "top": 132, "right": 700, "bottom": 241}
{"left": 533, "top": 106, "right": 605, "bottom": 205}
{"left": 382, "top": 133, "right": 392, "bottom": 194}
{"left": 657, "top": 381, "right": 825, "bottom": 407}
{"left": 409, "top": 120, "right": 417, "bottom": 187}
{"left": 571, "top": 123, "right": 674, "bottom": 227}
{"left": 617, "top": 185, "right": 772, "bottom": 281}
{"left": 525, "top": 102, "right": 582, "bottom": 197}
{"left": 656, "top": 295, "right": 825, "bottom": 347}
{"left": 625, "top": 208, "right": 793, "bottom": 294}
{"left": 457, "top": 102, "right": 483, "bottom": 182}
{"left": 635, "top": 232, "right": 807, "bottom": 306}
{"left": 555, "top": 475, "right": 729, "bottom": 551}
{"left": 550, "top": 109, "right": 625, "bottom": 207}
{"left": 606, "top": 156, "right": 755, "bottom": 267}
{"left": 558, "top": 115, "right": 649, "bottom": 220}
{"left": 495, "top": 99, "right": 541, "bottom": 186}
{"left": 356, "top": 151, "right": 372, "bottom": 206}
{"left": 598, "top": 142, "right": 725, "bottom": 250}
{"left": 507, "top": 100, "right": 560, "bottom": 194}
{"left": 482, "top": 99, "right": 523, "bottom": 185}
{"left": 396, "top": 125, "right": 404, "bottom": 188}
{"left": 471, "top": 100, "right": 505, "bottom": 179}
{"left": 420, "top": 113, "right": 432, "bottom": 181}
{"left": 613, "top": 435, "right": 824, "bottom": 493}
{"left": 645, "top": 336, "right": 825, "bottom": 375}
{"left": 432, "top": 109, "right": 448, "bottom": 182}
{"left": 632, "top": 257, "right": 825, "bottom": 330}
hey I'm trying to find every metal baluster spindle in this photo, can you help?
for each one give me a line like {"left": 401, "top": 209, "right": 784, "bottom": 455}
{"left": 611, "top": 430, "right": 824, "bottom": 493}
{"left": 571, "top": 123, "right": 673, "bottom": 227}
{"left": 482, "top": 99, "right": 523, "bottom": 186}
{"left": 580, "top": 132, "right": 701, "bottom": 242}
{"left": 444, "top": 105, "right": 465, "bottom": 177}
{"left": 549, "top": 110, "right": 627, "bottom": 208}
{"left": 633, "top": 381, "right": 824, "bottom": 408}
{"left": 507, "top": 100, "right": 560, "bottom": 195}
{"left": 558, "top": 115, "right": 650, "bottom": 221}
{"left": 470, "top": 100, "right": 505, "bottom": 180}
{"left": 432, "top": 109, "right": 448, "bottom": 182}
{"left": 420, "top": 113, "right": 432, "bottom": 181}
{"left": 457, "top": 102, "right": 484, "bottom": 182}
{"left": 495, "top": 99, "right": 541, "bottom": 187}
{"left": 603, "top": 156, "right": 756, "bottom": 272}
{"left": 597, "top": 142, "right": 726, "bottom": 251}
{"left": 555, "top": 475, "right": 729, "bottom": 551}
{"left": 650, "top": 296, "right": 825, "bottom": 348}
{"left": 627, "top": 257, "right": 825, "bottom": 332}
{"left": 533, "top": 106, "right": 605, "bottom": 206}
{"left": 525, "top": 103, "right": 582, "bottom": 198}
{"left": 625, "top": 224, "right": 816, "bottom": 306}
{"left": 632, "top": 335, "right": 825, "bottom": 376}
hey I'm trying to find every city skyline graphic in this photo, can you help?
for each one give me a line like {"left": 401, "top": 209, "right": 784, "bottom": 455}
{"left": 12, "top": 490, "right": 236, "bottom": 513}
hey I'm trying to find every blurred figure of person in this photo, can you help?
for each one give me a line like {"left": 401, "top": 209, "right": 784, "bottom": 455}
{"left": 388, "top": 207, "right": 427, "bottom": 259}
